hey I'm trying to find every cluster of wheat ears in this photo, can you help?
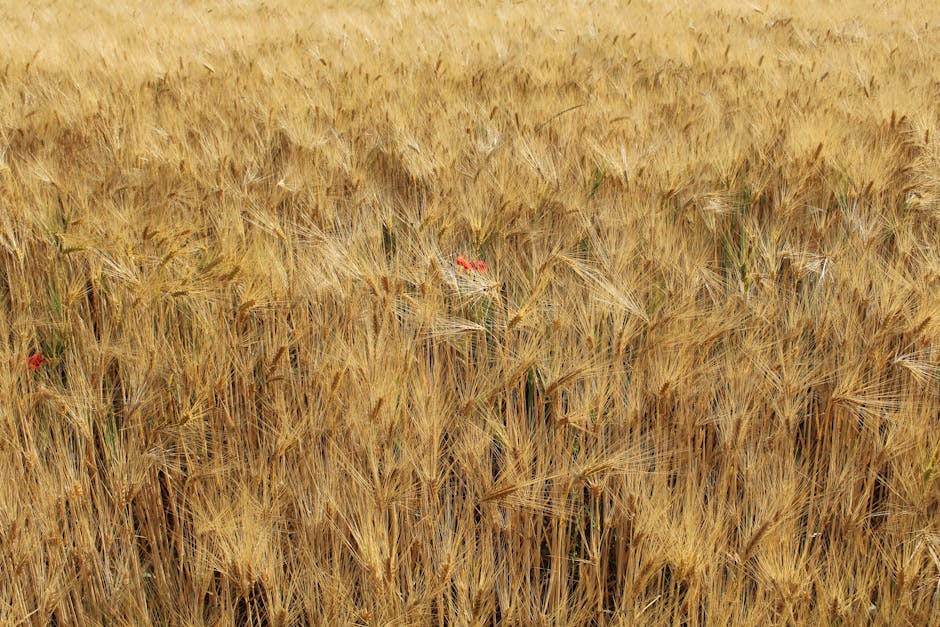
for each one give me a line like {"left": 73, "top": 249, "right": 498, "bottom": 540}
{"left": 1, "top": 0, "right": 939, "bottom": 625}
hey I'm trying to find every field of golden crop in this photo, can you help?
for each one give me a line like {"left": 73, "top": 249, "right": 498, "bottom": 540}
{"left": 1, "top": 1, "right": 939, "bottom": 624}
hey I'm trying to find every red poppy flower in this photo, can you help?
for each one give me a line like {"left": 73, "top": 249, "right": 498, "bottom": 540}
{"left": 456, "top": 255, "right": 488, "bottom": 273}
{"left": 27, "top": 352, "right": 48, "bottom": 371}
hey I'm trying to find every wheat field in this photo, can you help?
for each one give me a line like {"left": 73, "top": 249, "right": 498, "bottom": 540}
{"left": 1, "top": 0, "right": 939, "bottom": 624}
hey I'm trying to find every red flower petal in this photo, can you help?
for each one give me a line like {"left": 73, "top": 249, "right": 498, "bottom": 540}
{"left": 27, "top": 352, "right": 47, "bottom": 371}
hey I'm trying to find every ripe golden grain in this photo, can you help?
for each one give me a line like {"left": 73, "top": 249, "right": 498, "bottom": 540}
{"left": 1, "top": 1, "right": 939, "bottom": 625}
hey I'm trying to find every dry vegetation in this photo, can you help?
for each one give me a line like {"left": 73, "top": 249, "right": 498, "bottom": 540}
{"left": 1, "top": 0, "right": 940, "bottom": 624}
